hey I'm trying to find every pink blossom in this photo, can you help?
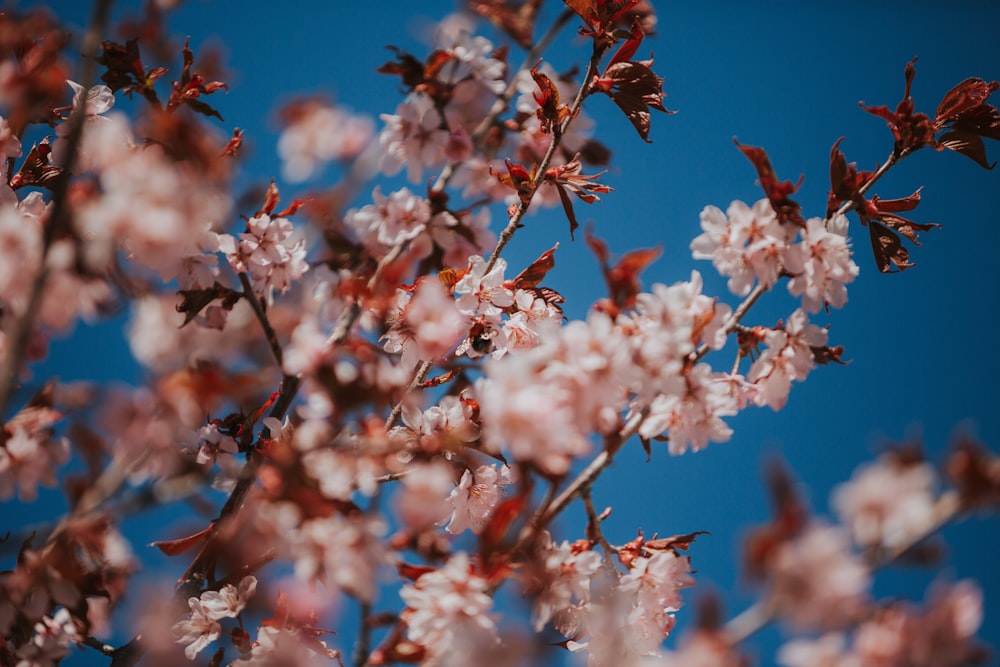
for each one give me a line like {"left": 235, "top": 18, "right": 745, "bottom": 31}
{"left": 388, "top": 394, "right": 480, "bottom": 455}
{"left": 691, "top": 198, "right": 793, "bottom": 296}
{"left": 394, "top": 462, "right": 455, "bottom": 531}
{"left": 747, "top": 308, "right": 828, "bottom": 411}
{"left": 400, "top": 553, "right": 499, "bottom": 663}
{"left": 221, "top": 213, "right": 309, "bottom": 302}
{"left": 283, "top": 316, "right": 333, "bottom": 376}
{"left": 379, "top": 94, "right": 450, "bottom": 182}
{"left": 530, "top": 534, "right": 602, "bottom": 634}
{"left": 784, "top": 214, "right": 860, "bottom": 312}
{"left": 454, "top": 255, "right": 515, "bottom": 319}
{"left": 0, "top": 115, "right": 22, "bottom": 160}
{"left": 194, "top": 422, "right": 238, "bottom": 466}
{"left": 638, "top": 363, "right": 739, "bottom": 454}
{"left": 444, "top": 464, "right": 512, "bottom": 534}
{"left": 278, "top": 100, "right": 373, "bottom": 182}
{"left": 231, "top": 625, "right": 340, "bottom": 666}
{"left": 403, "top": 278, "right": 469, "bottom": 365}
{"left": 76, "top": 145, "right": 231, "bottom": 280}
{"left": 853, "top": 579, "right": 985, "bottom": 667}
{"left": 0, "top": 426, "right": 70, "bottom": 502}
{"left": 199, "top": 575, "right": 258, "bottom": 621}
{"left": 291, "top": 514, "right": 388, "bottom": 602}
{"left": 778, "top": 633, "right": 860, "bottom": 667}
{"left": 67, "top": 80, "right": 115, "bottom": 115}
{"left": 15, "top": 608, "right": 80, "bottom": 667}
{"left": 171, "top": 597, "right": 222, "bottom": 660}
{"left": 768, "top": 522, "right": 870, "bottom": 631}
{"left": 831, "top": 456, "right": 938, "bottom": 551}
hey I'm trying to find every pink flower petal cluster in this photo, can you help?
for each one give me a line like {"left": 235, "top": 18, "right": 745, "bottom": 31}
{"left": 767, "top": 523, "right": 870, "bottom": 631}
{"left": 478, "top": 312, "right": 628, "bottom": 475}
{"left": 779, "top": 579, "right": 984, "bottom": 667}
{"left": 402, "top": 278, "right": 470, "bottom": 367}
{"left": 379, "top": 94, "right": 453, "bottom": 183}
{"left": 220, "top": 213, "right": 309, "bottom": 302}
{"left": 691, "top": 199, "right": 793, "bottom": 296}
{"left": 831, "top": 455, "right": 938, "bottom": 551}
{"left": 691, "top": 199, "right": 859, "bottom": 312}
{"left": 530, "top": 533, "right": 603, "bottom": 634}
{"left": 400, "top": 553, "right": 499, "bottom": 663}
{"left": 278, "top": 100, "right": 373, "bottom": 183}
{"left": 14, "top": 608, "right": 80, "bottom": 667}
{"left": 0, "top": 426, "right": 70, "bottom": 502}
{"left": 568, "top": 551, "right": 694, "bottom": 665}
{"left": 290, "top": 512, "right": 388, "bottom": 602}
{"left": 444, "top": 464, "right": 512, "bottom": 535}
{"left": 747, "top": 308, "right": 828, "bottom": 411}
{"left": 172, "top": 576, "right": 257, "bottom": 660}
{"left": 388, "top": 394, "right": 480, "bottom": 455}
{"left": 784, "top": 214, "right": 860, "bottom": 312}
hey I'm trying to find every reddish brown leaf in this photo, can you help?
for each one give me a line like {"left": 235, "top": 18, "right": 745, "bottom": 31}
{"left": 938, "top": 129, "right": 995, "bottom": 169}
{"left": 947, "top": 436, "right": 1000, "bottom": 510}
{"left": 480, "top": 495, "right": 527, "bottom": 553}
{"left": 151, "top": 526, "right": 212, "bottom": 556}
{"left": 530, "top": 60, "right": 571, "bottom": 133}
{"left": 608, "top": 17, "right": 644, "bottom": 67}
{"left": 511, "top": 243, "right": 559, "bottom": 289}
{"left": 868, "top": 222, "right": 913, "bottom": 273}
{"left": 645, "top": 531, "right": 710, "bottom": 553}
{"left": 860, "top": 58, "right": 935, "bottom": 155}
{"left": 592, "top": 59, "right": 670, "bottom": 142}
{"left": 397, "top": 562, "right": 436, "bottom": 581}
{"left": 176, "top": 283, "right": 242, "bottom": 327}
{"left": 219, "top": 128, "right": 244, "bottom": 158}
{"left": 9, "top": 140, "right": 61, "bottom": 190}
{"left": 735, "top": 140, "right": 805, "bottom": 227}
{"left": 827, "top": 137, "right": 873, "bottom": 218}
{"left": 935, "top": 77, "right": 1000, "bottom": 126}
{"left": 742, "top": 459, "right": 808, "bottom": 581}
{"left": 165, "top": 38, "right": 228, "bottom": 120}
{"left": 468, "top": 0, "right": 542, "bottom": 49}
{"left": 586, "top": 229, "right": 661, "bottom": 314}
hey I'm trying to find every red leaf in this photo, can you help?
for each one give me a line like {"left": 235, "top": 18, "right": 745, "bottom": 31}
{"left": 645, "top": 531, "right": 709, "bottom": 553}
{"left": 868, "top": 222, "right": 913, "bottom": 273}
{"left": 586, "top": 229, "right": 661, "bottom": 314}
{"left": 469, "top": 0, "right": 542, "bottom": 50}
{"left": 530, "top": 60, "right": 571, "bottom": 133}
{"left": 608, "top": 17, "right": 644, "bottom": 67}
{"left": 935, "top": 77, "right": 1000, "bottom": 126}
{"left": 742, "top": 460, "right": 808, "bottom": 581}
{"left": 261, "top": 180, "right": 280, "bottom": 215}
{"left": 938, "top": 129, "right": 995, "bottom": 169}
{"left": 593, "top": 59, "right": 670, "bottom": 142}
{"left": 511, "top": 243, "right": 559, "bottom": 289}
{"left": 9, "top": 140, "right": 61, "bottom": 190}
{"left": 734, "top": 140, "right": 805, "bottom": 227}
{"left": 151, "top": 526, "right": 212, "bottom": 556}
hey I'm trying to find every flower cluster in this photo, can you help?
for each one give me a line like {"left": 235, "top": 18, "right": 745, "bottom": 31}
{"left": 692, "top": 198, "right": 860, "bottom": 312}
{"left": 172, "top": 575, "right": 258, "bottom": 659}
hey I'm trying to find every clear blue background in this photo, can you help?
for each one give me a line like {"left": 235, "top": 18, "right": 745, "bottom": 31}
{"left": 17, "top": 0, "right": 1000, "bottom": 664}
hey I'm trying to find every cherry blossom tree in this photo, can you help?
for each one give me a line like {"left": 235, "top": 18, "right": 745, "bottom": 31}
{"left": 1, "top": 1, "right": 999, "bottom": 666}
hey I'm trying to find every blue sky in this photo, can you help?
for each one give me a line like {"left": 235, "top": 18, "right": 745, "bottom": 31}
{"left": 20, "top": 0, "right": 1000, "bottom": 664}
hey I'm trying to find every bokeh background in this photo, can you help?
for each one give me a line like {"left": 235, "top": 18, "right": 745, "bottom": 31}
{"left": 15, "top": 0, "right": 1000, "bottom": 664}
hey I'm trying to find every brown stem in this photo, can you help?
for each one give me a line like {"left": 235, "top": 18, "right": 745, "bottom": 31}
{"left": 239, "top": 272, "right": 285, "bottom": 369}
{"left": 484, "top": 40, "right": 608, "bottom": 276}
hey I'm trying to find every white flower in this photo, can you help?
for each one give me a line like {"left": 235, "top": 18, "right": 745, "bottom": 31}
{"left": 444, "top": 464, "right": 512, "bottom": 534}
{"left": 172, "top": 598, "right": 222, "bottom": 660}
